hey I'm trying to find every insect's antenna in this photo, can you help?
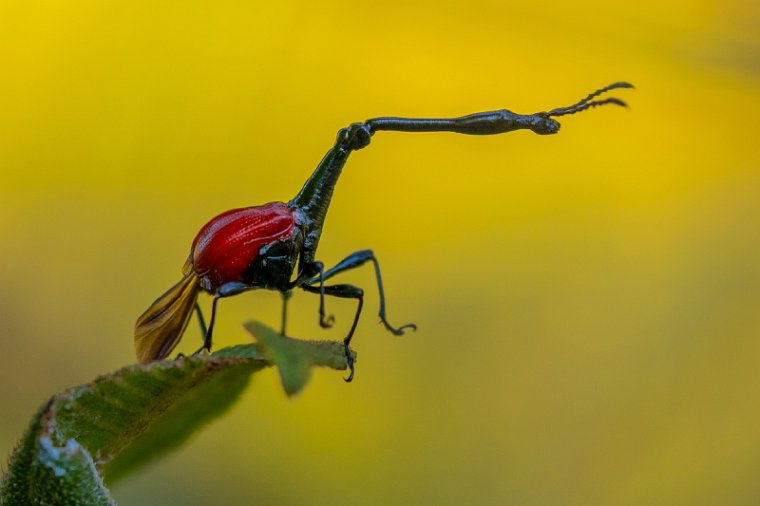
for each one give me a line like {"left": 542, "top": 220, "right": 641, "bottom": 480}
{"left": 548, "top": 97, "right": 628, "bottom": 117}
{"left": 545, "top": 82, "right": 634, "bottom": 118}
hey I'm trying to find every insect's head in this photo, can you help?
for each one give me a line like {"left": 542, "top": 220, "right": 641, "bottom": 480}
{"left": 534, "top": 82, "right": 634, "bottom": 134}
{"left": 529, "top": 114, "right": 562, "bottom": 135}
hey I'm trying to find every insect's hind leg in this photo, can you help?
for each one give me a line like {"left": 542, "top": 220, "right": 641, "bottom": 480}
{"left": 193, "top": 296, "right": 219, "bottom": 356}
{"left": 192, "top": 281, "right": 252, "bottom": 357}
{"left": 194, "top": 302, "right": 208, "bottom": 338}
{"left": 304, "top": 249, "right": 416, "bottom": 336}
{"left": 176, "top": 302, "right": 210, "bottom": 359}
{"left": 301, "top": 283, "right": 364, "bottom": 382}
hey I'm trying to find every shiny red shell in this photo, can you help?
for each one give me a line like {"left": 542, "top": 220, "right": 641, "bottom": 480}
{"left": 191, "top": 201, "right": 298, "bottom": 293}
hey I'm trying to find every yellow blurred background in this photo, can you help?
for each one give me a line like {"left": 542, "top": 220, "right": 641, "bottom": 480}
{"left": 1, "top": 1, "right": 759, "bottom": 504}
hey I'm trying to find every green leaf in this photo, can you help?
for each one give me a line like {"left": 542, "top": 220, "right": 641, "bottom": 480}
{"left": 244, "top": 321, "right": 355, "bottom": 395}
{"left": 1, "top": 323, "right": 353, "bottom": 505}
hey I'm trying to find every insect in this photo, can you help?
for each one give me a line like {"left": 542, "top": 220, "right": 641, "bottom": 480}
{"left": 135, "top": 82, "right": 633, "bottom": 381}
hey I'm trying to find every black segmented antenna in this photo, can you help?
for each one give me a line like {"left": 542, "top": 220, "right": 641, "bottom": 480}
{"left": 545, "top": 82, "right": 634, "bottom": 117}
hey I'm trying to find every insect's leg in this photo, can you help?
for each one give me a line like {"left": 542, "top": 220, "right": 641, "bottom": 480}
{"left": 280, "top": 290, "right": 292, "bottom": 336}
{"left": 193, "top": 296, "right": 219, "bottom": 356}
{"left": 313, "top": 262, "right": 335, "bottom": 329}
{"left": 293, "top": 261, "right": 335, "bottom": 329}
{"left": 302, "top": 250, "right": 416, "bottom": 336}
{"left": 301, "top": 283, "right": 364, "bottom": 382}
{"left": 194, "top": 302, "right": 208, "bottom": 338}
{"left": 192, "top": 281, "right": 251, "bottom": 357}
{"left": 178, "top": 302, "right": 210, "bottom": 359}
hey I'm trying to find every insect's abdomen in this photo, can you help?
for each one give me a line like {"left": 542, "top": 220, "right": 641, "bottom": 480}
{"left": 191, "top": 201, "right": 297, "bottom": 293}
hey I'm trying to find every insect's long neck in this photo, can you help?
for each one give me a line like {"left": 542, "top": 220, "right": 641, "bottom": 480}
{"left": 290, "top": 124, "right": 373, "bottom": 259}
{"left": 288, "top": 82, "right": 633, "bottom": 261}
{"left": 290, "top": 145, "right": 351, "bottom": 231}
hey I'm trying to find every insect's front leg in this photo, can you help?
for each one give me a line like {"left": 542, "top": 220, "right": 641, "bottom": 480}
{"left": 302, "top": 283, "right": 364, "bottom": 382}
{"left": 290, "top": 261, "right": 335, "bottom": 331}
{"left": 303, "top": 250, "right": 416, "bottom": 335}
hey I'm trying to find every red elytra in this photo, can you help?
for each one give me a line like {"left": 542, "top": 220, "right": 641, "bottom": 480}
{"left": 191, "top": 201, "right": 299, "bottom": 293}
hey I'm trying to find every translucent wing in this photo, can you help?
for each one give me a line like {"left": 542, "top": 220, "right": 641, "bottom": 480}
{"left": 135, "top": 271, "right": 200, "bottom": 363}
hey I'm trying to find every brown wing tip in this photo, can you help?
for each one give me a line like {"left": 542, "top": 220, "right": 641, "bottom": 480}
{"left": 135, "top": 273, "right": 200, "bottom": 363}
